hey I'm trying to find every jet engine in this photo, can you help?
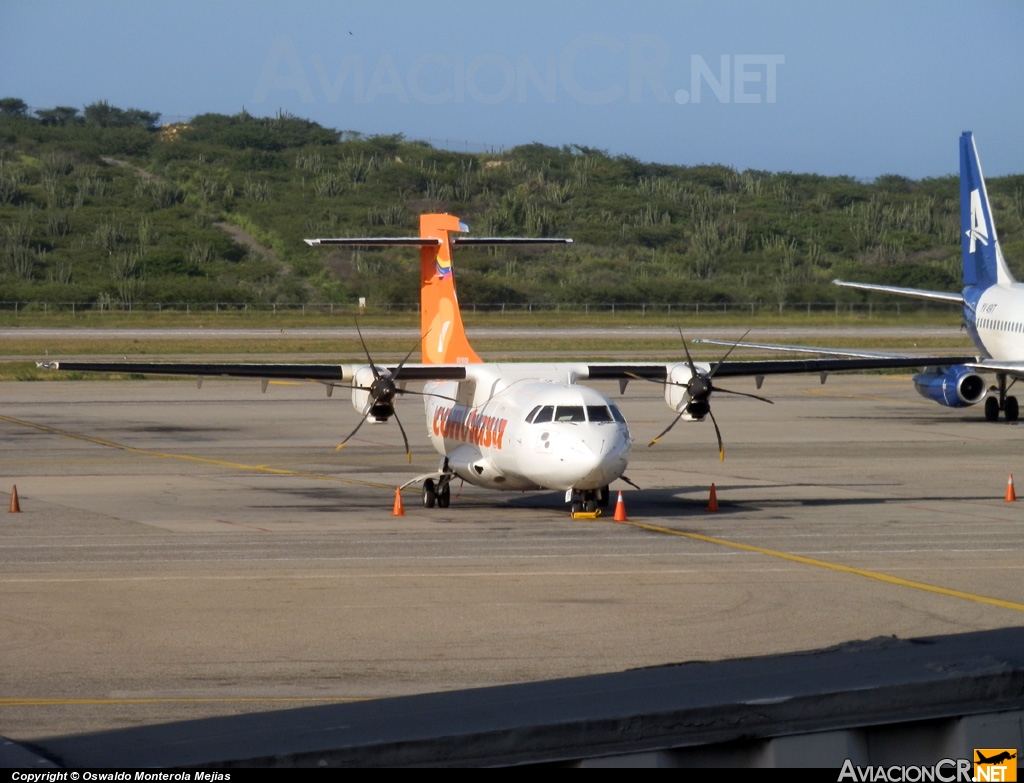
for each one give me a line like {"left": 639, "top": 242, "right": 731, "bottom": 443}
{"left": 912, "top": 365, "right": 986, "bottom": 407}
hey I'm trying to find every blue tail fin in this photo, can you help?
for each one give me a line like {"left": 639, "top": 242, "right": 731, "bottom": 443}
{"left": 960, "top": 131, "right": 1014, "bottom": 288}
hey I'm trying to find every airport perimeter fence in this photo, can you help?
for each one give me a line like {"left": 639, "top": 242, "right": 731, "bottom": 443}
{"left": 0, "top": 300, "right": 949, "bottom": 317}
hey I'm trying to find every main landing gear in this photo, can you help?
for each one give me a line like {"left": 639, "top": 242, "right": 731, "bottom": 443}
{"left": 422, "top": 476, "right": 451, "bottom": 508}
{"left": 985, "top": 374, "right": 1019, "bottom": 422}
{"left": 422, "top": 459, "right": 454, "bottom": 508}
{"left": 569, "top": 485, "right": 611, "bottom": 515}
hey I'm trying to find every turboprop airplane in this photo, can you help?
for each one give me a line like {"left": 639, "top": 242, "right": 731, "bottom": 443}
{"left": 699, "top": 132, "right": 1020, "bottom": 423}
{"left": 38, "top": 213, "right": 976, "bottom": 513}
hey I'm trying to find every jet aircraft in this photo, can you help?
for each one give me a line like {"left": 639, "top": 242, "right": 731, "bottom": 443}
{"left": 700, "top": 133, "right": 1020, "bottom": 423}
{"left": 39, "top": 214, "right": 974, "bottom": 513}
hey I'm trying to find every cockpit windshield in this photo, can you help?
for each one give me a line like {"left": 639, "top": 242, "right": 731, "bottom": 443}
{"left": 526, "top": 403, "right": 624, "bottom": 424}
{"left": 554, "top": 406, "right": 586, "bottom": 422}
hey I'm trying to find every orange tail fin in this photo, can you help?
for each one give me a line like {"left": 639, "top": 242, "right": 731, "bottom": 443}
{"left": 419, "top": 214, "right": 481, "bottom": 365}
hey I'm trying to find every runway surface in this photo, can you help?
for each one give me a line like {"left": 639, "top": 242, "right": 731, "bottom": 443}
{"left": 2, "top": 371, "right": 1023, "bottom": 742}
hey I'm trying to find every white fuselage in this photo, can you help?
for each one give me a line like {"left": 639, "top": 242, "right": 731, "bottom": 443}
{"left": 966, "top": 283, "right": 1024, "bottom": 361}
{"left": 421, "top": 363, "right": 633, "bottom": 492}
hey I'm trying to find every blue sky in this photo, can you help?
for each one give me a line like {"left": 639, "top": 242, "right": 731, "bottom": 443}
{"left": 2, "top": 1, "right": 1022, "bottom": 179}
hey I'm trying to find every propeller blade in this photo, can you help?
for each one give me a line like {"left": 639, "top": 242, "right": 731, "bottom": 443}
{"left": 708, "top": 406, "right": 725, "bottom": 462}
{"left": 335, "top": 405, "right": 373, "bottom": 452}
{"left": 391, "top": 336, "right": 420, "bottom": 379}
{"left": 677, "top": 326, "right": 698, "bottom": 378}
{"left": 648, "top": 409, "right": 686, "bottom": 447}
{"left": 394, "top": 387, "right": 460, "bottom": 403}
{"left": 709, "top": 385, "right": 774, "bottom": 405}
{"left": 707, "top": 329, "right": 751, "bottom": 380}
{"left": 354, "top": 320, "right": 380, "bottom": 381}
{"left": 392, "top": 408, "right": 412, "bottom": 463}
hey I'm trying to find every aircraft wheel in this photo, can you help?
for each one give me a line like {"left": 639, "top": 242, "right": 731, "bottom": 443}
{"left": 985, "top": 396, "right": 1000, "bottom": 422}
{"left": 584, "top": 499, "right": 598, "bottom": 513}
{"left": 437, "top": 483, "right": 451, "bottom": 508}
{"left": 570, "top": 501, "right": 582, "bottom": 515}
{"left": 597, "top": 485, "right": 610, "bottom": 508}
{"left": 422, "top": 479, "right": 436, "bottom": 508}
{"left": 1006, "top": 396, "right": 1020, "bottom": 422}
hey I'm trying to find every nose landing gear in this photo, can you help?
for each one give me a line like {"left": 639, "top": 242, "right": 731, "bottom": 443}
{"left": 569, "top": 485, "right": 611, "bottom": 517}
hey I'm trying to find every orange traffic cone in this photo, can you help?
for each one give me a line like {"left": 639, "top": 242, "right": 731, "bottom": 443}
{"left": 1006, "top": 474, "right": 1016, "bottom": 503}
{"left": 706, "top": 483, "right": 719, "bottom": 512}
{"left": 392, "top": 487, "right": 405, "bottom": 516}
{"left": 9, "top": 485, "right": 21, "bottom": 513}
{"left": 613, "top": 491, "right": 627, "bottom": 522}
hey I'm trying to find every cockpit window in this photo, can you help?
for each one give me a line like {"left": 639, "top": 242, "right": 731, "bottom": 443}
{"left": 586, "top": 405, "right": 614, "bottom": 422}
{"left": 532, "top": 405, "right": 554, "bottom": 423}
{"left": 554, "top": 406, "right": 586, "bottom": 422}
{"left": 609, "top": 404, "right": 626, "bottom": 423}
{"left": 526, "top": 405, "right": 541, "bottom": 423}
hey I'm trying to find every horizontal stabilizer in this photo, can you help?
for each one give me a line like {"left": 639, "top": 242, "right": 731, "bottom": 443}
{"left": 304, "top": 238, "right": 441, "bottom": 247}
{"left": 304, "top": 237, "right": 572, "bottom": 247}
{"left": 451, "top": 237, "right": 573, "bottom": 246}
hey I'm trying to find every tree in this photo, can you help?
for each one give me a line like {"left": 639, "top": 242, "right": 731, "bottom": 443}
{"left": 83, "top": 100, "right": 160, "bottom": 130}
{"left": 0, "top": 97, "right": 28, "bottom": 117}
{"left": 35, "top": 106, "right": 80, "bottom": 126}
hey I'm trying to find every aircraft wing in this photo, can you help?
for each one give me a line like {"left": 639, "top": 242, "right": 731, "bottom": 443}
{"left": 687, "top": 341, "right": 978, "bottom": 377}
{"left": 832, "top": 279, "right": 964, "bottom": 305}
{"left": 966, "top": 360, "right": 1024, "bottom": 378}
{"left": 582, "top": 353, "right": 979, "bottom": 382}
{"left": 35, "top": 361, "right": 468, "bottom": 383}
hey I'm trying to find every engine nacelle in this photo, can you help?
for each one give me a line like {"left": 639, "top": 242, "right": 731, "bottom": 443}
{"left": 664, "top": 361, "right": 711, "bottom": 420}
{"left": 350, "top": 365, "right": 392, "bottom": 422}
{"left": 912, "top": 365, "right": 986, "bottom": 408}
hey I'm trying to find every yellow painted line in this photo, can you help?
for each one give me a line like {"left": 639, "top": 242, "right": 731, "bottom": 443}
{"left": 621, "top": 520, "right": 1024, "bottom": 613}
{"left": 0, "top": 697, "right": 368, "bottom": 707}
{"left": 0, "top": 414, "right": 394, "bottom": 490}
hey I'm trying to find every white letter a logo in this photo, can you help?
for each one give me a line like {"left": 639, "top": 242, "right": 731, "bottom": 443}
{"left": 967, "top": 188, "right": 990, "bottom": 253}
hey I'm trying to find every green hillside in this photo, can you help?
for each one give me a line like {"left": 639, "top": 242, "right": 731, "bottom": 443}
{"left": 2, "top": 99, "right": 1022, "bottom": 312}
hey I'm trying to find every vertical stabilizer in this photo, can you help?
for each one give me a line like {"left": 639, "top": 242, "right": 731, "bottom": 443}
{"left": 961, "top": 132, "right": 1014, "bottom": 288}
{"left": 419, "top": 214, "right": 482, "bottom": 365}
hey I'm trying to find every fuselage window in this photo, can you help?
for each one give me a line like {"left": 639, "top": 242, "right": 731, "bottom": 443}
{"left": 586, "top": 405, "right": 614, "bottom": 422}
{"left": 554, "top": 406, "right": 586, "bottom": 422}
{"left": 533, "top": 405, "right": 554, "bottom": 423}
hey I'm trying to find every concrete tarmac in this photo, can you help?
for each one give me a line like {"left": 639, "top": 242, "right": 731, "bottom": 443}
{"left": 1, "top": 372, "right": 1023, "bottom": 743}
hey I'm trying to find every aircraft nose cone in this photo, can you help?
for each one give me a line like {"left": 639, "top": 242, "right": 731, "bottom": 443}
{"left": 565, "top": 427, "right": 631, "bottom": 489}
